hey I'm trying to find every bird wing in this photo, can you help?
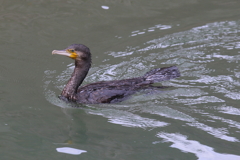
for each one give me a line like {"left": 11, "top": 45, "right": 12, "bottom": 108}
{"left": 76, "top": 78, "right": 146, "bottom": 103}
{"left": 77, "top": 84, "right": 136, "bottom": 104}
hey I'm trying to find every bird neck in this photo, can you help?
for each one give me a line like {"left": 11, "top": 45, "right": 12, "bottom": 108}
{"left": 61, "top": 59, "right": 91, "bottom": 100}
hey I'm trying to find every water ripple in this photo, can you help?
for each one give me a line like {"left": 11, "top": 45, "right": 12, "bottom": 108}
{"left": 157, "top": 132, "right": 240, "bottom": 160}
{"left": 44, "top": 20, "right": 240, "bottom": 153}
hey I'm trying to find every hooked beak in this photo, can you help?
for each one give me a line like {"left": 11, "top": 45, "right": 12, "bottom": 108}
{"left": 52, "top": 50, "right": 78, "bottom": 59}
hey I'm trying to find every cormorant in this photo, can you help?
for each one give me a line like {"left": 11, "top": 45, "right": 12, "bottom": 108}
{"left": 52, "top": 44, "right": 180, "bottom": 104}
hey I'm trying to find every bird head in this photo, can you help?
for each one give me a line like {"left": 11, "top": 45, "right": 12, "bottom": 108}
{"left": 52, "top": 44, "right": 91, "bottom": 61}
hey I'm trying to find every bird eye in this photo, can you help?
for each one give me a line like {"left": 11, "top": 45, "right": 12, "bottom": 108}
{"left": 71, "top": 49, "right": 74, "bottom": 52}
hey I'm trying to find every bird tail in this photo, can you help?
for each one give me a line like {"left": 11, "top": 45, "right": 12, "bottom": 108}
{"left": 143, "top": 66, "right": 180, "bottom": 83}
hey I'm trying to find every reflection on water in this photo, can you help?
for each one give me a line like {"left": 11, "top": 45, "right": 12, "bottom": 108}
{"left": 44, "top": 20, "right": 240, "bottom": 158}
{"left": 88, "top": 108, "right": 169, "bottom": 129}
{"left": 56, "top": 147, "right": 87, "bottom": 155}
{"left": 157, "top": 132, "right": 240, "bottom": 160}
{"left": 130, "top": 24, "right": 172, "bottom": 37}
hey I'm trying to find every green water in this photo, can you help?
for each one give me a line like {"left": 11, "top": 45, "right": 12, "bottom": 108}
{"left": 1, "top": 0, "right": 240, "bottom": 159}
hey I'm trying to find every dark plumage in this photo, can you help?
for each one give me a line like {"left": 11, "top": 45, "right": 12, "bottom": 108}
{"left": 52, "top": 44, "right": 180, "bottom": 104}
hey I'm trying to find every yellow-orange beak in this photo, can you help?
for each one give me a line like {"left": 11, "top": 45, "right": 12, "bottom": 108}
{"left": 52, "top": 50, "right": 78, "bottom": 59}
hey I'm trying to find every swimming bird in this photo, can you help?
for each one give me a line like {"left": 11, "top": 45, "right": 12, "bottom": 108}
{"left": 52, "top": 44, "right": 180, "bottom": 104}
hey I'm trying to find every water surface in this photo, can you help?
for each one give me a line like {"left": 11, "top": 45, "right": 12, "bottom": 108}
{"left": 1, "top": 0, "right": 240, "bottom": 159}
